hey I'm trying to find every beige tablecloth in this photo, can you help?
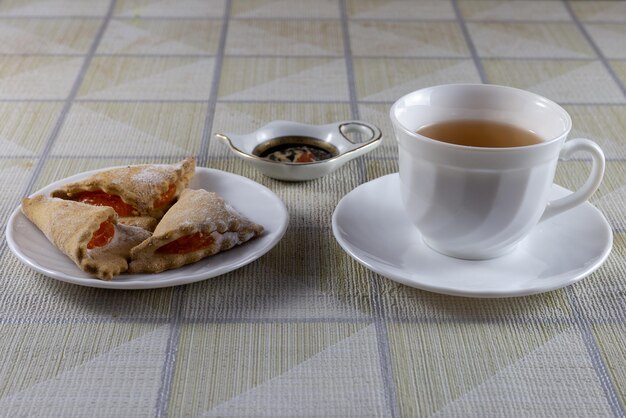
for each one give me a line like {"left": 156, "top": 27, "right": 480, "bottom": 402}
{"left": 0, "top": 0, "right": 624, "bottom": 416}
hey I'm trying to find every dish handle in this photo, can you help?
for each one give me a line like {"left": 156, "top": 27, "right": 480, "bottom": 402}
{"left": 215, "top": 133, "right": 248, "bottom": 157}
{"left": 338, "top": 121, "right": 382, "bottom": 146}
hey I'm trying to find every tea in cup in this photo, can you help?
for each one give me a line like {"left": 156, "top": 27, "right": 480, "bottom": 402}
{"left": 390, "top": 84, "right": 605, "bottom": 260}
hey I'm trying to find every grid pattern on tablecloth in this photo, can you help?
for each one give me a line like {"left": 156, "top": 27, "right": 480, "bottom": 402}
{"left": 0, "top": 1, "right": 624, "bottom": 417}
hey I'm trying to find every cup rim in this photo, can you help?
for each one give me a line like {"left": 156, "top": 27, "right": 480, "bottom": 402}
{"left": 389, "top": 83, "right": 572, "bottom": 152}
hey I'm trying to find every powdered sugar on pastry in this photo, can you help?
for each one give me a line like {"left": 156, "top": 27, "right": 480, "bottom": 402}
{"left": 89, "top": 223, "right": 151, "bottom": 259}
{"left": 21, "top": 196, "right": 151, "bottom": 280}
{"left": 118, "top": 215, "right": 158, "bottom": 232}
{"left": 131, "top": 166, "right": 169, "bottom": 185}
{"left": 129, "top": 189, "right": 264, "bottom": 274}
{"left": 51, "top": 157, "right": 196, "bottom": 220}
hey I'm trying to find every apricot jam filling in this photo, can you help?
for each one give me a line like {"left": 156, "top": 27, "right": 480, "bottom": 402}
{"left": 74, "top": 184, "right": 175, "bottom": 216}
{"left": 154, "top": 183, "right": 176, "bottom": 208}
{"left": 157, "top": 232, "right": 215, "bottom": 255}
{"left": 87, "top": 219, "right": 115, "bottom": 249}
{"left": 75, "top": 191, "right": 138, "bottom": 216}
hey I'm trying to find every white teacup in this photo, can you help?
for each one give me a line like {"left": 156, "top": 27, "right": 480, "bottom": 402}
{"left": 390, "top": 84, "right": 605, "bottom": 260}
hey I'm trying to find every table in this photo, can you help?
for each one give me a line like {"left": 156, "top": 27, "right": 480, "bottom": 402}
{"left": 0, "top": 0, "right": 624, "bottom": 416}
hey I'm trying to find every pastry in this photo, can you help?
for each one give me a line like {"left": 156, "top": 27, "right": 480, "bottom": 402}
{"left": 118, "top": 216, "right": 158, "bottom": 232}
{"left": 51, "top": 157, "right": 195, "bottom": 226}
{"left": 129, "top": 189, "right": 264, "bottom": 273}
{"left": 21, "top": 195, "right": 151, "bottom": 280}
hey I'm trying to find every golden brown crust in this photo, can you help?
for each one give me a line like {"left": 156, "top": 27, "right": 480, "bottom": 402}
{"left": 129, "top": 189, "right": 264, "bottom": 274}
{"left": 51, "top": 157, "right": 196, "bottom": 219}
{"left": 21, "top": 196, "right": 151, "bottom": 280}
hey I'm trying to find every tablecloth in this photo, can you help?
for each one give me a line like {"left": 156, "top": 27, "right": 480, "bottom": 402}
{"left": 0, "top": 0, "right": 624, "bottom": 416}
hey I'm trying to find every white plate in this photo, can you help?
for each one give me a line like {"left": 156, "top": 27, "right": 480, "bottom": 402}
{"left": 332, "top": 174, "right": 612, "bottom": 298}
{"left": 6, "top": 167, "right": 288, "bottom": 289}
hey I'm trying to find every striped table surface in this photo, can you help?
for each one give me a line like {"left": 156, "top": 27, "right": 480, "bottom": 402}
{"left": 0, "top": 0, "right": 624, "bottom": 417}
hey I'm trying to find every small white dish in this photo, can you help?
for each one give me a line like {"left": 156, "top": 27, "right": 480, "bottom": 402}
{"left": 6, "top": 167, "right": 289, "bottom": 289}
{"left": 216, "top": 120, "right": 382, "bottom": 181}
{"left": 332, "top": 173, "right": 612, "bottom": 298}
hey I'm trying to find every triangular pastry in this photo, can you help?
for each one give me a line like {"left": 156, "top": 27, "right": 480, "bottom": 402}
{"left": 51, "top": 157, "right": 195, "bottom": 225}
{"left": 22, "top": 195, "right": 151, "bottom": 280}
{"left": 129, "top": 189, "right": 264, "bottom": 274}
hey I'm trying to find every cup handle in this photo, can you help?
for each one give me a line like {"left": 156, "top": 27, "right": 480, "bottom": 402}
{"left": 540, "top": 138, "right": 605, "bottom": 222}
{"left": 338, "top": 121, "right": 382, "bottom": 148}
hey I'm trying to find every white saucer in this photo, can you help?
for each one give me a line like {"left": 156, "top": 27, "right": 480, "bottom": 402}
{"left": 6, "top": 167, "right": 288, "bottom": 289}
{"left": 332, "top": 174, "right": 612, "bottom": 298}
